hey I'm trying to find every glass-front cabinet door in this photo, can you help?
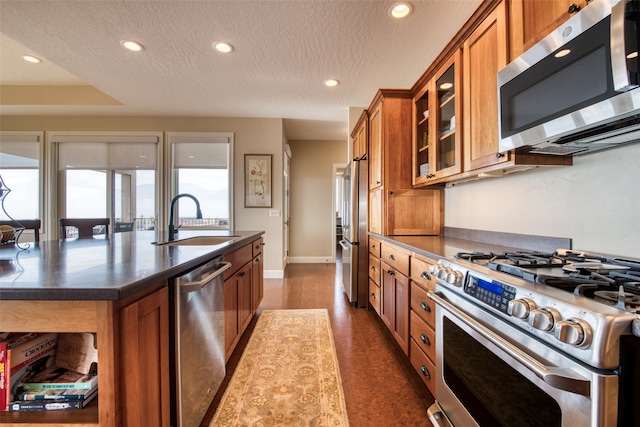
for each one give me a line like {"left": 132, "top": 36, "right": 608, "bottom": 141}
{"left": 413, "top": 50, "right": 462, "bottom": 186}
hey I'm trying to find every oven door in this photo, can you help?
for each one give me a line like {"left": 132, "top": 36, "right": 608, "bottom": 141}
{"left": 427, "top": 287, "right": 619, "bottom": 427}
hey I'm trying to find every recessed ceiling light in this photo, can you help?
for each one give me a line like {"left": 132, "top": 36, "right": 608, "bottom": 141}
{"left": 213, "top": 41, "right": 234, "bottom": 53}
{"left": 324, "top": 79, "right": 340, "bottom": 87}
{"left": 439, "top": 82, "right": 453, "bottom": 90}
{"left": 21, "top": 54, "right": 42, "bottom": 63}
{"left": 389, "top": 2, "right": 413, "bottom": 19}
{"left": 120, "top": 40, "right": 144, "bottom": 52}
{"left": 627, "top": 51, "right": 638, "bottom": 59}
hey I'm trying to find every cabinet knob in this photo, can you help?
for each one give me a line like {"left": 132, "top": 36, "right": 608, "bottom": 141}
{"left": 389, "top": 254, "right": 396, "bottom": 261}
{"left": 568, "top": 3, "right": 580, "bottom": 13}
{"left": 496, "top": 152, "right": 505, "bottom": 158}
{"left": 421, "top": 301, "right": 431, "bottom": 312}
{"left": 387, "top": 270, "right": 395, "bottom": 276}
{"left": 371, "top": 293, "right": 377, "bottom": 299}
{"left": 376, "top": 180, "right": 381, "bottom": 185}
{"left": 371, "top": 266, "right": 376, "bottom": 271}
{"left": 420, "top": 271, "right": 431, "bottom": 281}
{"left": 420, "top": 333, "right": 431, "bottom": 346}
{"left": 420, "top": 365, "right": 430, "bottom": 379}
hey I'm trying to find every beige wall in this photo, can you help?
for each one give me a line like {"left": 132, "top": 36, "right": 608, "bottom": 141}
{"left": 288, "top": 139, "right": 347, "bottom": 262}
{"left": 0, "top": 115, "right": 286, "bottom": 276}
{"left": 445, "top": 142, "right": 640, "bottom": 258}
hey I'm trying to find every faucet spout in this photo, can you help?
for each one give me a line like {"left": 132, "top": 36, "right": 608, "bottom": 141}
{"left": 168, "top": 193, "right": 203, "bottom": 241}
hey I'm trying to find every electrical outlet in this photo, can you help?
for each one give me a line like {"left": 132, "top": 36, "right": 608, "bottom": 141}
{"left": 269, "top": 209, "right": 281, "bottom": 217}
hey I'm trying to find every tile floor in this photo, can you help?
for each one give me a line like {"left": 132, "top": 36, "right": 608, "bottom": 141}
{"left": 202, "top": 260, "right": 435, "bottom": 426}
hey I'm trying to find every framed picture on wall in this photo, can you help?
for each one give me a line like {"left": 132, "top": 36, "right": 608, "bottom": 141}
{"left": 244, "top": 154, "right": 272, "bottom": 208}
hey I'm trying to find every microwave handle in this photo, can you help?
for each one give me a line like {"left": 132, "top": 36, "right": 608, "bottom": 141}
{"left": 611, "top": 0, "right": 638, "bottom": 91}
{"left": 428, "top": 290, "right": 591, "bottom": 397}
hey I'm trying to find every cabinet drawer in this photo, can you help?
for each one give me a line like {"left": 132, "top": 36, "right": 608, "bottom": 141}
{"left": 381, "top": 244, "right": 409, "bottom": 276}
{"left": 368, "top": 254, "right": 381, "bottom": 284}
{"left": 224, "top": 243, "right": 253, "bottom": 280}
{"left": 252, "top": 238, "right": 263, "bottom": 257}
{"left": 410, "top": 310, "right": 436, "bottom": 363}
{"left": 369, "top": 278, "right": 381, "bottom": 315}
{"left": 410, "top": 255, "right": 436, "bottom": 290}
{"left": 411, "top": 282, "right": 436, "bottom": 328}
{"left": 410, "top": 339, "right": 437, "bottom": 397}
{"left": 369, "top": 237, "right": 381, "bottom": 257}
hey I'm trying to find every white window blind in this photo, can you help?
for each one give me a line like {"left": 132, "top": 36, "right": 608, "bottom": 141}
{"left": 170, "top": 134, "right": 230, "bottom": 169}
{"left": 0, "top": 141, "right": 39, "bottom": 168}
{"left": 57, "top": 137, "right": 159, "bottom": 170}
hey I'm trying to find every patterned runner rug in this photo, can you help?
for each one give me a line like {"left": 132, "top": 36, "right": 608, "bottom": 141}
{"left": 211, "top": 309, "right": 349, "bottom": 426}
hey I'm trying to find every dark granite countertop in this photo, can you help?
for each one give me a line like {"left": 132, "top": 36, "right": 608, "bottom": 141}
{"left": 370, "top": 227, "right": 572, "bottom": 261}
{"left": 0, "top": 230, "right": 264, "bottom": 301}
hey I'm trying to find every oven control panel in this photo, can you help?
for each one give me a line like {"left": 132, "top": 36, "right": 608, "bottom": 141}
{"left": 465, "top": 274, "right": 517, "bottom": 315}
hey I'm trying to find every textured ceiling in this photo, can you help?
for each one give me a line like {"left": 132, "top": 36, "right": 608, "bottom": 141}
{"left": 0, "top": 0, "right": 481, "bottom": 141}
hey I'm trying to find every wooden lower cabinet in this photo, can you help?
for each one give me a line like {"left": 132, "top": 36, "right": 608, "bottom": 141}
{"left": 120, "top": 286, "right": 171, "bottom": 427}
{"left": 410, "top": 339, "right": 437, "bottom": 395}
{"left": 381, "top": 261, "right": 410, "bottom": 355}
{"left": 410, "top": 281, "right": 437, "bottom": 397}
{"left": 224, "top": 240, "right": 264, "bottom": 361}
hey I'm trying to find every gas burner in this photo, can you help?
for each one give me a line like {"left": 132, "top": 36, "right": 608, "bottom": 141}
{"left": 576, "top": 284, "right": 640, "bottom": 313}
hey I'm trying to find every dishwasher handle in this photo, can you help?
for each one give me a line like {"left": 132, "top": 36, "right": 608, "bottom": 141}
{"left": 180, "top": 262, "right": 232, "bottom": 294}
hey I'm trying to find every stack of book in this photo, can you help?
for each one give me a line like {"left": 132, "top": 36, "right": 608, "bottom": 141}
{"left": 9, "top": 367, "right": 98, "bottom": 411}
{"left": 1, "top": 332, "right": 98, "bottom": 412}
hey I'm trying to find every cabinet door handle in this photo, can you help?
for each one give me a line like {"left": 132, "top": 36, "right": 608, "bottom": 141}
{"left": 371, "top": 245, "right": 377, "bottom": 250}
{"left": 387, "top": 270, "right": 395, "bottom": 276}
{"left": 568, "top": 3, "right": 580, "bottom": 14}
{"left": 420, "top": 272, "right": 431, "bottom": 281}
{"left": 371, "top": 266, "right": 376, "bottom": 271}
{"left": 371, "top": 293, "right": 377, "bottom": 299}
{"left": 421, "top": 301, "right": 431, "bottom": 312}
{"left": 420, "top": 333, "right": 431, "bottom": 346}
{"left": 376, "top": 180, "right": 381, "bottom": 185}
{"left": 239, "top": 271, "right": 246, "bottom": 277}
{"left": 420, "top": 365, "right": 431, "bottom": 379}
{"left": 389, "top": 254, "right": 396, "bottom": 261}
{"left": 496, "top": 152, "right": 505, "bottom": 159}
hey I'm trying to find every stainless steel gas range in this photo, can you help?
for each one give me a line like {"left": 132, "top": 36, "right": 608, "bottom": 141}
{"left": 426, "top": 250, "right": 640, "bottom": 427}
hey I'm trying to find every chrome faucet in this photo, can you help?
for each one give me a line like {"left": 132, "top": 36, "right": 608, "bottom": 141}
{"left": 168, "top": 193, "right": 203, "bottom": 241}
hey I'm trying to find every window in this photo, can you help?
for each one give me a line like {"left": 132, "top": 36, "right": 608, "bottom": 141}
{"left": 0, "top": 132, "right": 42, "bottom": 221}
{"left": 54, "top": 133, "right": 161, "bottom": 234}
{"left": 168, "top": 132, "right": 233, "bottom": 230}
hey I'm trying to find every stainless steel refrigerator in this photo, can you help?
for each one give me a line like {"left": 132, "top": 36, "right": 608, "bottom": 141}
{"left": 339, "top": 158, "right": 368, "bottom": 308}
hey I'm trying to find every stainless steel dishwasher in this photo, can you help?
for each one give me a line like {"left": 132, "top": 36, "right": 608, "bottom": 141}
{"left": 172, "top": 256, "right": 231, "bottom": 427}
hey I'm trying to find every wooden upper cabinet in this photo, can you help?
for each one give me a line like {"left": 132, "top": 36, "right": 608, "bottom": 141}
{"left": 369, "top": 103, "right": 383, "bottom": 189}
{"left": 509, "top": 0, "right": 591, "bottom": 59}
{"left": 352, "top": 110, "right": 368, "bottom": 161}
{"left": 463, "top": 0, "right": 508, "bottom": 171}
{"left": 412, "top": 50, "right": 463, "bottom": 186}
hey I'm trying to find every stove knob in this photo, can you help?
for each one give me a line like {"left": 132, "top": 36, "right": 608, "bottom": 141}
{"left": 507, "top": 298, "right": 535, "bottom": 319}
{"left": 527, "top": 307, "right": 560, "bottom": 332}
{"left": 446, "top": 270, "right": 464, "bottom": 287}
{"left": 555, "top": 318, "right": 591, "bottom": 347}
{"left": 437, "top": 266, "right": 450, "bottom": 280}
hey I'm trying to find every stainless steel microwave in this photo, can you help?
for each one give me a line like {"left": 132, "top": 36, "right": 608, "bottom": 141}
{"left": 498, "top": 0, "right": 640, "bottom": 155}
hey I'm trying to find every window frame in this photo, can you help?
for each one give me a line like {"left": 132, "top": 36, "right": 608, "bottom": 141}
{"left": 47, "top": 131, "right": 164, "bottom": 239}
{"left": 166, "top": 132, "right": 234, "bottom": 231}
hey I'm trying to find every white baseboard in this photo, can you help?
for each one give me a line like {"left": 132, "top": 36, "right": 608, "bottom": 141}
{"left": 264, "top": 270, "right": 284, "bottom": 279}
{"left": 288, "top": 257, "right": 335, "bottom": 264}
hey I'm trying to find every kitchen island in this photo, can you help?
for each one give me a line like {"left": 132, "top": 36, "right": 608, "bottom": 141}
{"left": 0, "top": 229, "right": 264, "bottom": 427}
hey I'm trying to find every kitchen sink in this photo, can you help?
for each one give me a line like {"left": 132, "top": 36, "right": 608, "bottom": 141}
{"left": 154, "top": 236, "right": 241, "bottom": 246}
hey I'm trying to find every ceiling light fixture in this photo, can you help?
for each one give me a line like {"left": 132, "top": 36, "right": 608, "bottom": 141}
{"left": 21, "top": 54, "right": 42, "bottom": 63}
{"left": 213, "top": 41, "right": 234, "bottom": 53}
{"left": 555, "top": 49, "right": 571, "bottom": 58}
{"left": 389, "top": 2, "right": 414, "bottom": 19}
{"left": 439, "top": 82, "right": 453, "bottom": 90}
{"left": 627, "top": 51, "right": 638, "bottom": 59}
{"left": 324, "top": 79, "right": 340, "bottom": 87}
{"left": 120, "top": 40, "right": 144, "bottom": 52}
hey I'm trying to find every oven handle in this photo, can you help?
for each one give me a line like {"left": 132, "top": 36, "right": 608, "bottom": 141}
{"left": 428, "top": 290, "right": 591, "bottom": 397}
